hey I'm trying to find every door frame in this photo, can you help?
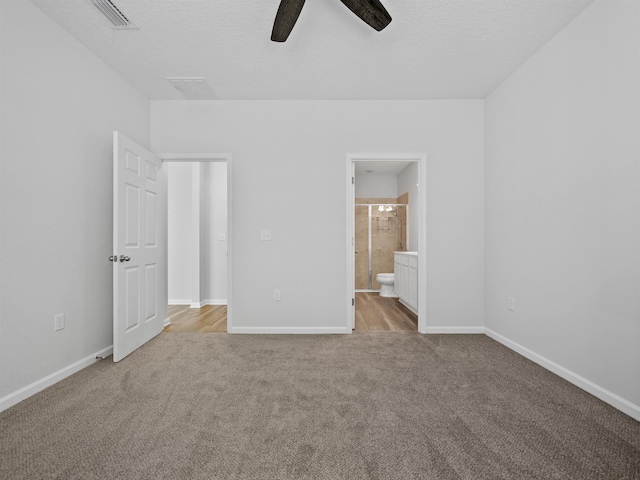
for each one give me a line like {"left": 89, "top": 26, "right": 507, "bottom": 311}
{"left": 346, "top": 153, "right": 427, "bottom": 333}
{"left": 160, "top": 153, "right": 233, "bottom": 332}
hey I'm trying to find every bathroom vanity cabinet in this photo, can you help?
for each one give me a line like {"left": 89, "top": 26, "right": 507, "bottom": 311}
{"left": 394, "top": 252, "right": 418, "bottom": 315}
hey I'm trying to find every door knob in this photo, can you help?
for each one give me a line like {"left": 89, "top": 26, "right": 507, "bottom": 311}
{"left": 119, "top": 255, "right": 131, "bottom": 262}
{"left": 108, "top": 255, "right": 118, "bottom": 262}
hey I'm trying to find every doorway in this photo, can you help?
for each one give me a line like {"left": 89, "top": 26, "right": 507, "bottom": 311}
{"left": 161, "top": 154, "right": 233, "bottom": 332}
{"left": 346, "top": 154, "right": 427, "bottom": 333}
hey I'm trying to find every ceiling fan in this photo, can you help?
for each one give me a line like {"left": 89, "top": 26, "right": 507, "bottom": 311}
{"left": 271, "top": 0, "right": 392, "bottom": 42}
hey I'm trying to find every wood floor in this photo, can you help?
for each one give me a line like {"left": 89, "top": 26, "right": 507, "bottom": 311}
{"left": 164, "top": 304, "right": 227, "bottom": 333}
{"left": 165, "top": 293, "right": 416, "bottom": 333}
{"left": 355, "top": 292, "right": 418, "bottom": 331}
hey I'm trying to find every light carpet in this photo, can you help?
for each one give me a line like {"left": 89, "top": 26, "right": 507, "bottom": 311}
{"left": 1, "top": 332, "right": 639, "bottom": 479}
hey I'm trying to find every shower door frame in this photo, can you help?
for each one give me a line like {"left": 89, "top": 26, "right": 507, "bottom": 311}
{"left": 355, "top": 203, "right": 409, "bottom": 291}
{"left": 346, "top": 153, "right": 428, "bottom": 334}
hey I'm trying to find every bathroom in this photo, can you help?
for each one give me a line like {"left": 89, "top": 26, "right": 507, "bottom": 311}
{"left": 354, "top": 160, "right": 419, "bottom": 330}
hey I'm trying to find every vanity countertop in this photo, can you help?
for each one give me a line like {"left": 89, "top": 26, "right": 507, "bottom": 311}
{"left": 394, "top": 251, "right": 418, "bottom": 256}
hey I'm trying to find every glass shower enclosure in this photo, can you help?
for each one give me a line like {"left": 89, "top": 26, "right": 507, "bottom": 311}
{"left": 355, "top": 204, "right": 408, "bottom": 290}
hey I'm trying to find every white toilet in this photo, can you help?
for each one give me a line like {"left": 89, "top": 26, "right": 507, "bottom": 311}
{"left": 376, "top": 273, "right": 396, "bottom": 297}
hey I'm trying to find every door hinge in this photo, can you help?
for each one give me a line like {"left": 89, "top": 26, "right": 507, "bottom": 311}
{"left": 352, "top": 176, "right": 355, "bottom": 185}
{"left": 352, "top": 298, "right": 355, "bottom": 306}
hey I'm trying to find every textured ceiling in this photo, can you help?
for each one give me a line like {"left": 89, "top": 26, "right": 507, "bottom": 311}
{"left": 29, "top": 0, "right": 594, "bottom": 100}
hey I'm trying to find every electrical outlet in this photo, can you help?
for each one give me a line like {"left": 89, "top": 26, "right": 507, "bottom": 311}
{"left": 507, "top": 297, "right": 516, "bottom": 311}
{"left": 274, "top": 290, "right": 281, "bottom": 301}
{"left": 261, "top": 229, "right": 272, "bottom": 241}
{"left": 218, "top": 233, "right": 226, "bottom": 241}
{"left": 54, "top": 313, "right": 65, "bottom": 331}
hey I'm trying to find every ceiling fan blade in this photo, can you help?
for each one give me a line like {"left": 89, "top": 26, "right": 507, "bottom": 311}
{"left": 271, "top": 0, "right": 306, "bottom": 42}
{"left": 339, "top": 0, "right": 392, "bottom": 31}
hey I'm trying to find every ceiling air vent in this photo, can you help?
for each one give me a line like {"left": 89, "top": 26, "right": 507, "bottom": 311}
{"left": 91, "top": 0, "right": 135, "bottom": 29}
{"left": 167, "top": 77, "right": 217, "bottom": 100}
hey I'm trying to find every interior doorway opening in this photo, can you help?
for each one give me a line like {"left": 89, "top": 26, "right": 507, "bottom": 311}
{"left": 161, "top": 154, "right": 233, "bottom": 333}
{"left": 346, "top": 154, "right": 427, "bottom": 333}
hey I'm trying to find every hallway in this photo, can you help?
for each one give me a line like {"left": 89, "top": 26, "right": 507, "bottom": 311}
{"left": 164, "top": 305, "right": 227, "bottom": 333}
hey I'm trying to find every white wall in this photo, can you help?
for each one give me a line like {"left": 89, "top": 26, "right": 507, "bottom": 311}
{"left": 167, "top": 162, "right": 227, "bottom": 305}
{"left": 397, "top": 162, "right": 420, "bottom": 252}
{"left": 355, "top": 174, "right": 397, "bottom": 198}
{"left": 151, "top": 100, "right": 484, "bottom": 332}
{"left": 196, "top": 163, "right": 206, "bottom": 304}
{"left": 485, "top": 0, "right": 640, "bottom": 415}
{"left": 0, "top": 0, "right": 150, "bottom": 401}
{"left": 204, "top": 162, "right": 228, "bottom": 303}
{"left": 167, "top": 163, "right": 193, "bottom": 303}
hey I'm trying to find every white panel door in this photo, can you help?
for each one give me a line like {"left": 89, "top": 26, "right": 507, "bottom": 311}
{"left": 113, "top": 132, "right": 164, "bottom": 362}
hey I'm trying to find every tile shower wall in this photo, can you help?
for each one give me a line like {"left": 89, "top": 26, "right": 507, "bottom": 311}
{"left": 355, "top": 196, "right": 408, "bottom": 290}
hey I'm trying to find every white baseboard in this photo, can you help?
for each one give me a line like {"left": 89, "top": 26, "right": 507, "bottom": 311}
{"left": 229, "top": 327, "right": 350, "bottom": 334}
{"left": 425, "top": 326, "right": 485, "bottom": 334}
{"left": 168, "top": 299, "right": 191, "bottom": 305}
{"left": 169, "top": 300, "right": 227, "bottom": 308}
{"left": 204, "top": 299, "right": 227, "bottom": 305}
{"left": 485, "top": 328, "right": 640, "bottom": 422}
{"left": 0, "top": 345, "right": 113, "bottom": 413}
{"left": 163, "top": 317, "right": 171, "bottom": 327}
{"left": 399, "top": 299, "right": 418, "bottom": 315}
